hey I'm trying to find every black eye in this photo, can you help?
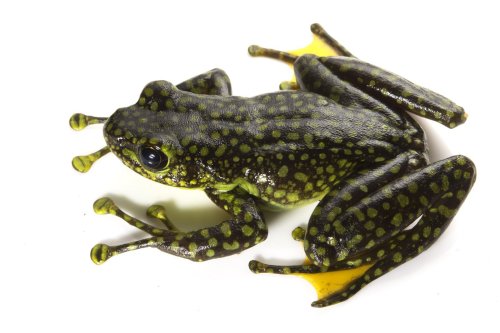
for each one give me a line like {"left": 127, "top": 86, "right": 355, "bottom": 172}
{"left": 139, "top": 146, "right": 168, "bottom": 170}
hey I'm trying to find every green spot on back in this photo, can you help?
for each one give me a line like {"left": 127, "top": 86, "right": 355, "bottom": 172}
{"left": 391, "top": 213, "right": 403, "bottom": 227}
{"left": 244, "top": 212, "right": 253, "bottom": 223}
{"left": 239, "top": 144, "right": 251, "bottom": 153}
{"left": 200, "top": 147, "right": 209, "bottom": 156}
{"left": 294, "top": 172, "right": 308, "bottom": 182}
{"left": 408, "top": 182, "right": 418, "bottom": 193}
{"left": 397, "top": 194, "right": 409, "bottom": 207}
{"left": 367, "top": 208, "right": 378, "bottom": 218}
{"left": 274, "top": 190, "right": 286, "bottom": 199}
{"left": 215, "top": 144, "right": 227, "bottom": 157}
{"left": 278, "top": 165, "right": 288, "bottom": 177}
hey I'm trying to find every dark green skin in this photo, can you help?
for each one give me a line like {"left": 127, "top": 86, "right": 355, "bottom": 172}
{"left": 96, "top": 57, "right": 475, "bottom": 307}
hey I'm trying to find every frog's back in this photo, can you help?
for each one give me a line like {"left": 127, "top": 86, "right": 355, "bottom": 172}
{"left": 133, "top": 80, "right": 415, "bottom": 159}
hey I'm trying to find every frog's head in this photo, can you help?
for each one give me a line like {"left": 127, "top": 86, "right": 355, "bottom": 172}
{"left": 102, "top": 103, "right": 179, "bottom": 184}
{"left": 69, "top": 81, "right": 213, "bottom": 188}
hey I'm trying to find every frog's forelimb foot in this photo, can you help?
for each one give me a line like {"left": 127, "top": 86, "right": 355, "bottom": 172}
{"left": 90, "top": 198, "right": 174, "bottom": 264}
{"left": 91, "top": 238, "right": 168, "bottom": 265}
{"left": 71, "top": 147, "right": 110, "bottom": 173}
{"left": 90, "top": 189, "right": 269, "bottom": 264}
{"left": 69, "top": 113, "right": 107, "bottom": 131}
{"left": 70, "top": 113, "right": 110, "bottom": 173}
{"left": 146, "top": 204, "right": 179, "bottom": 232}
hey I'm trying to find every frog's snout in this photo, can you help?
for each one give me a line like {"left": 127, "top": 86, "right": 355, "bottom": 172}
{"left": 70, "top": 113, "right": 110, "bottom": 173}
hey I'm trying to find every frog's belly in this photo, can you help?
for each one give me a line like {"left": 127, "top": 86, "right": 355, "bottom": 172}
{"left": 256, "top": 188, "right": 330, "bottom": 212}
{"left": 257, "top": 192, "right": 328, "bottom": 212}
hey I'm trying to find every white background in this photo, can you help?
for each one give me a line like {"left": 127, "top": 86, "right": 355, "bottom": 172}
{"left": 1, "top": 1, "right": 498, "bottom": 332}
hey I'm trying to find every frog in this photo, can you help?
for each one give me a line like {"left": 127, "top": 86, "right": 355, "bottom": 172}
{"left": 70, "top": 23, "right": 476, "bottom": 307}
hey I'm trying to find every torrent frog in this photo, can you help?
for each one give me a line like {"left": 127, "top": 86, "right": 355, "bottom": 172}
{"left": 70, "top": 24, "right": 475, "bottom": 307}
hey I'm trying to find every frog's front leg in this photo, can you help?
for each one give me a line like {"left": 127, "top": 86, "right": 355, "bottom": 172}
{"left": 176, "top": 68, "right": 232, "bottom": 96}
{"left": 90, "top": 188, "right": 267, "bottom": 264}
{"left": 252, "top": 155, "right": 475, "bottom": 307}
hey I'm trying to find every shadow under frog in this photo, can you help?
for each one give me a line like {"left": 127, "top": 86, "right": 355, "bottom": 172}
{"left": 70, "top": 24, "right": 475, "bottom": 307}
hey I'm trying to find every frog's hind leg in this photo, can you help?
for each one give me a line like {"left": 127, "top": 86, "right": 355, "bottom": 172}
{"left": 248, "top": 23, "right": 353, "bottom": 89}
{"left": 248, "top": 23, "right": 353, "bottom": 61}
{"left": 312, "top": 56, "right": 468, "bottom": 129}
{"left": 331, "top": 156, "right": 474, "bottom": 307}
{"left": 249, "top": 260, "right": 375, "bottom": 305}
{"left": 309, "top": 23, "right": 354, "bottom": 57}
{"left": 252, "top": 155, "right": 475, "bottom": 307}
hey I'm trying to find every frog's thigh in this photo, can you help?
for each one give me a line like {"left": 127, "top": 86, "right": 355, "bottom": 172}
{"left": 305, "top": 151, "right": 425, "bottom": 267}
{"left": 176, "top": 68, "right": 232, "bottom": 96}
{"left": 311, "top": 155, "right": 475, "bottom": 307}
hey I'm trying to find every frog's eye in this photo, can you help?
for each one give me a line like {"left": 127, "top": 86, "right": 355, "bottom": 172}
{"left": 139, "top": 146, "right": 168, "bottom": 170}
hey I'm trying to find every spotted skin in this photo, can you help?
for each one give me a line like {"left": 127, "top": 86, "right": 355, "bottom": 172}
{"left": 71, "top": 24, "right": 476, "bottom": 307}
{"left": 250, "top": 155, "right": 475, "bottom": 306}
{"left": 294, "top": 55, "right": 467, "bottom": 128}
{"left": 176, "top": 68, "right": 232, "bottom": 97}
{"left": 91, "top": 189, "right": 267, "bottom": 263}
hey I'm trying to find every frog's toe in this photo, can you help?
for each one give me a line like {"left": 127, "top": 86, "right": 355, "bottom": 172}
{"left": 311, "top": 298, "right": 333, "bottom": 308}
{"left": 146, "top": 204, "right": 178, "bottom": 231}
{"left": 71, "top": 147, "right": 110, "bottom": 173}
{"left": 90, "top": 243, "right": 112, "bottom": 265}
{"left": 249, "top": 260, "right": 268, "bottom": 273}
{"left": 311, "top": 292, "right": 346, "bottom": 308}
{"left": 249, "top": 260, "right": 293, "bottom": 274}
{"left": 69, "top": 113, "right": 107, "bottom": 131}
{"left": 310, "top": 280, "right": 364, "bottom": 308}
{"left": 279, "top": 81, "right": 299, "bottom": 90}
{"left": 291, "top": 226, "right": 306, "bottom": 241}
{"left": 93, "top": 197, "right": 117, "bottom": 215}
{"left": 146, "top": 204, "right": 167, "bottom": 219}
